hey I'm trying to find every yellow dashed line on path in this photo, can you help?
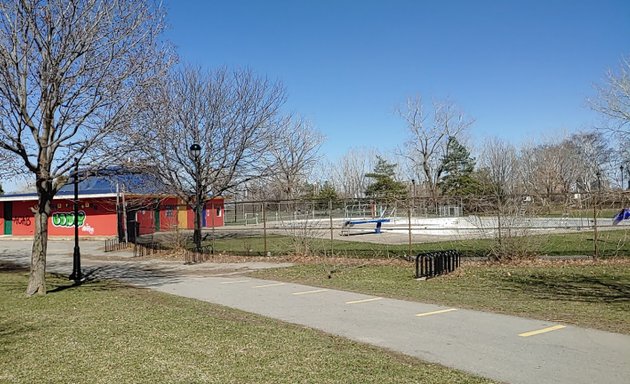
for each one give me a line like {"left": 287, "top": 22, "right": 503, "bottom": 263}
{"left": 415, "top": 308, "right": 458, "bottom": 317}
{"left": 292, "top": 289, "right": 329, "bottom": 296}
{"left": 519, "top": 325, "right": 566, "bottom": 337}
{"left": 346, "top": 297, "right": 383, "bottom": 305}
{"left": 253, "top": 282, "right": 286, "bottom": 288}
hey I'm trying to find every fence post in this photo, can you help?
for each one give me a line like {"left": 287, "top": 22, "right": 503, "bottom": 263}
{"left": 593, "top": 192, "right": 599, "bottom": 259}
{"left": 329, "top": 199, "right": 334, "bottom": 256}
{"left": 408, "top": 201, "right": 412, "bottom": 259}
{"left": 211, "top": 201, "right": 215, "bottom": 255}
{"left": 263, "top": 202, "right": 268, "bottom": 256}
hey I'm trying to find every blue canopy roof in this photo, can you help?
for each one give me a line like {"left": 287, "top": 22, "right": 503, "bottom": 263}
{"left": 0, "top": 169, "right": 166, "bottom": 201}
{"left": 56, "top": 171, "right": 164, "bottom": 196}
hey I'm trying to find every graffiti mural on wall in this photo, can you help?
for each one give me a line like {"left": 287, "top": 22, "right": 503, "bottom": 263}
{"left": 81, "top": 224, "right": 95, "bottom": 234}
{"left": 52, "top": 211, "right": 86, "bottom": 227}
{"left": 13, "top": 216, "right": 32, "bottom": 226}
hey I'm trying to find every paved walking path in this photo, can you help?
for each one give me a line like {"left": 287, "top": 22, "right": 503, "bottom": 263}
{"left": 2, "top": 239, "right": 629, "bottom": 384}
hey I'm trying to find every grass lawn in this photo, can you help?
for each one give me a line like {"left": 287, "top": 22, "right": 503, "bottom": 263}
{"left": 199, "top": 229, "right": 630, "bottom": 258}
{"left": 250, "top": 260, "right": 630, "bottom": 335}
{"left": 0, "top": 268, "right": 495, "bottom": 384}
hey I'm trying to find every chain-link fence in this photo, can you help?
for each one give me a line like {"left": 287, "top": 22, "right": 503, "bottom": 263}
{"left": 150, "top": 192, "right": 630, "bottom": 260}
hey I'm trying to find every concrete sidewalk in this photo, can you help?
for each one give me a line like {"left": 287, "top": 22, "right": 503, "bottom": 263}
{"left": 2, "top": 239, "right": 629, "bottom": 384}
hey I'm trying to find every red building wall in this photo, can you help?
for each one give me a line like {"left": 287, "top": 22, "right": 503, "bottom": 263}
{"left": 136, "top": 209, "right": 156, "bottom": 236}
{"left": 186, "top": 198, "right": 225, "bottom": 228}
{"left": 135, "top": 197, "right": 180, "bottom": 235}
{"left": 8, "top": 198, "right": 117, "bottom": 237}
{"left": 206, "top": 199, "right": 225, "bottom": 227}
{"left": 160, "top": 198, "right": 179, "bottom": 231}
{"left": 2, "top": 195, "right": 224, "bottom": 237}
{"left": 9, "top": 201, "right": 34, "bottom": 236}
{"left": 51, "top": 198, "right": 117, "bottom": 236}
{"left": 0, "top": 203, "right": 4, "bottom": 233}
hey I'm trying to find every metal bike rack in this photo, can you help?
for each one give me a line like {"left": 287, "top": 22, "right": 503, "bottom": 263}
{"left": 415, "top": 250, "right": 461, "bottom": 279}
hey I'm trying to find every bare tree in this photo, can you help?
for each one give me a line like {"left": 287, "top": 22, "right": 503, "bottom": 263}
{"left": 0, "top": 0, "right": 170, "bottom": 295}
{"left": 0, "top": 147, "right": 15, "bottom": 179}
{"left": 479, "top": 137, "right": 518, "bottom": 257}
{"left": 590, "top": 57, "right": 630, "bottom": 139}
{"left": 519, "top": 133, "right": 610, "bottom": 204}
{"left": 268, "top": 116, "right": 324, "bottom": 199}
{"left": 566, "top": 131, "right": 611, "bottom": 192}
{"left": 329, "top": 147, "right": 378, "bottom": 199}
{"left": 519, "top": 140, "right": 576, "bottom": 204}
{"left": 398, "top": 96, "right": 473, "bottom": 200}
{"left": 130, "top": 66, "right": 286, "bottom": 250}
{"left": 480, "top": 138, "right": 518, "bottom": 198}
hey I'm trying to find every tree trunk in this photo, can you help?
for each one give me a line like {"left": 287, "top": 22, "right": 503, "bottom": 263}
{"left": 26, "top": 192, "right": 52, "bottom": 296}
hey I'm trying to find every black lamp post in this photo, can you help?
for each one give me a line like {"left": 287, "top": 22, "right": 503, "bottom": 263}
{"left": 596, "top": 171, "right": 601, "bottom": 191}
{"left": 621, "top": 165, "right": 624, "bottom": 191}
{"left": 189, "top": 143, "right": 202, "bottom": 253}
{"left": 69, "top": 157, "right": 83, "bottom": 283}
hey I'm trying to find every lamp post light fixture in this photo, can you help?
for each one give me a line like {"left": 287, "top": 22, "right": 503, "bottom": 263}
{"left": 69, "top": 157, "right": 83, "bottom": 284}
{"left": 189, "top": 143, "right": 202, "bottom": 254}
{"left": 189, "top": 143, "right": 201, "bottom": 158}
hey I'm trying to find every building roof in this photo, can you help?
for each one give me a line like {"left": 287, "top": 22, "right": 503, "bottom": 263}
{"left": 0, "top": 169, "right": 166, "bottom": 202}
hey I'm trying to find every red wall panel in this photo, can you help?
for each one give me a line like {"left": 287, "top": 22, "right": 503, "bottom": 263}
{"left": 10, "top": 198, "right": 117, "bottom": 236}
{"left": 49, "top": 198, "right": 117, "bottom": 236}
{"left": 185, "top": 198, "right": 224, "bottom": 229}
{"left": 159, "top": 198, "right": 179, "bottom": 231}
{"left": 205, "top": 199, "right": 224, "bottom": 227}
{"left": 0, "top": 203, "right": 4, "bottom": 232}
{"left": 136, "top": 209, "right": 155, "bottom": 235}
{"left": 11, "top": 201, "right": 37, "bottom": 236}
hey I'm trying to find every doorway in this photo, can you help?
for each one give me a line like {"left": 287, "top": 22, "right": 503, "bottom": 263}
{"left": 3, "top": 202, "right": 12, "bottom": 235}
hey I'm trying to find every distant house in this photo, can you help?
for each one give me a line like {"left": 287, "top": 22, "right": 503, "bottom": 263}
{"left": 0, "top": 171, "right": 223, "bottom": 239}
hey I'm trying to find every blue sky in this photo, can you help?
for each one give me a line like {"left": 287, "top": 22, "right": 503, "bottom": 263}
{"left": 3, "top": 1, "right": 629, "bottom": 192}
{"left": 165, "top": 0, "right": 629, "bottom": 159}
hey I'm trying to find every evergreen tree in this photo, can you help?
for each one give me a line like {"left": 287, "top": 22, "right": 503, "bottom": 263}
{"left": 365, "top": 156, "right": 408, "bottom": 201}
{"left": 317, "top": 181, "right": 338, "bottom": 201}
{"left": 439, "top": 137, "right": 479, "bottom": 196}
{"left": 300, "top": 181, "right": 338, "bottom": 202}
{"left": 0, "top": 183, "right": 3, "bottom": 195}
{"left": 302, "top": 181, "right": 339, "bottom": 201}
{"left": 299, "top": 182, "right": 317, "bottom": 200}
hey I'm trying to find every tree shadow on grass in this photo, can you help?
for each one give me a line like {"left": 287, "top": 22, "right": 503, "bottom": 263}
{"left": 498, "top": 273, "right": 630, "bottom": 304}
{"left": 0, "top": 261, "right": 29, "bottom": 272}
{"left": 1, "top": 257, "right": 186, "bottom": 294}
